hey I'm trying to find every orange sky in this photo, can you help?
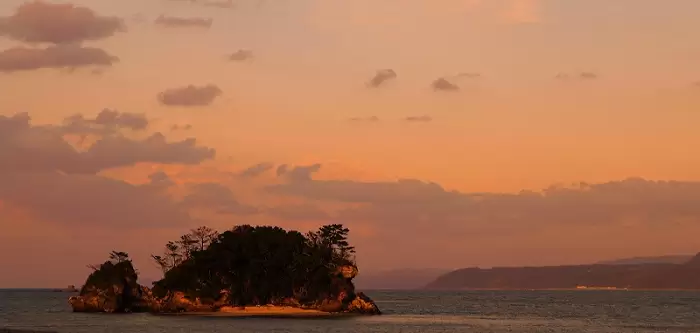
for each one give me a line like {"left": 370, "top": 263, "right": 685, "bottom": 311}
{"left": 1, "top": 0, "right": 700, "bottom": 287}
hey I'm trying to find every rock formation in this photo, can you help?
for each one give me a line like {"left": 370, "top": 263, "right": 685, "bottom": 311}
{"left": 69, "top": 260, "right": 380, "bottom": 315}
{"left": 70, "top": 225, "right": 381, "bottom": 316}
{"left": 68, "top": 260, "right": 148, "bottom": 313}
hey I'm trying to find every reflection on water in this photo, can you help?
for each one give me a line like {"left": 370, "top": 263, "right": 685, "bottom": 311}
{"left": 1, "top": 289, "right": 700, "bottom": 333}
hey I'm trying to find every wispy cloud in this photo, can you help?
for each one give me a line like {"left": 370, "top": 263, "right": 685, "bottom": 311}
{"left": 228, "top": 49, "right": 254, "bottom": 62}
{"left": 157, "top": 84, "right": 223, "bottom": 107}
{"left": 349, "top": 116, "right": 379, "bottom": 123}
{"left": 556, "top": 72, "right": 600, "bottom": 81}
{"left": 155, "top": 15, "right": 213, "bottom": 28}
{"left": 0, "top": 45, "right": 118, "bottom": 73}
{"left": 404, "top": 115, "right": 433, "bottom": 123}
{"left": 367, "top": 69, "right": 397, "bottom": 88}
{"left": 432, "top": 78, "right": 460, "bottom": 92}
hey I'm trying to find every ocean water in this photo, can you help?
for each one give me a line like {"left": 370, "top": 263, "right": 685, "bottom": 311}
{"left": 1, "top": 289, "right": 700, "bottom": 332}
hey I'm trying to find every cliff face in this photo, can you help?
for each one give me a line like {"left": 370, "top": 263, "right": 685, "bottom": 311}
{"left": 425, "top": 253, "right": 700, "bottom": 290}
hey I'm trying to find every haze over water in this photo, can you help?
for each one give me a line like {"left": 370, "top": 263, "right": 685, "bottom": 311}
{"left": 2, "top": 290, "right": 700, "bottom": 332}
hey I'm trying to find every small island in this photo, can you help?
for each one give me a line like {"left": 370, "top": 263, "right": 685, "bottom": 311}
{"left": 69, "top": 224, "right": 380, "bottom": 317}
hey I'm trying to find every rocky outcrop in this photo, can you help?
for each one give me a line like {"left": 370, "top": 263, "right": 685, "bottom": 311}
{"left": 70, "top": 262, "right": 381, "bottom": 315}
{"left": 346, "top": 292, "right": 381, "bottom": 314}
{"left": 69, "top": 260, "right": 149, "bottom": 313}
{"left": 312, "top": 265, "right": 381, "bottom": 315}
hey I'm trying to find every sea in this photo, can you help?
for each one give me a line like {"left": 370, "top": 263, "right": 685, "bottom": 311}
{"left": 1, "top": 289, "right": 700, "bottom": 333}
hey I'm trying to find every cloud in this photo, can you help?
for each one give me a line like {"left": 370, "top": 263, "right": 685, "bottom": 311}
{"left": 0, "top": 45, "right": 118, "bottom": 72}
{"left": 265, "top": 204, "right": 331, "bottom": 221}
{"left": 348, "top": 116, "right": 379, "bottom": 122}
{"left": 431, "top": 77, "right": 460, "bottom": 91}
{"left": 146, "top": 170, "right": 175, "bottom": 189}
{"left": 367, "top": 69, "right": 397, "bottom": 88}
{"left": 275, "top": 163, "right": 322, "bottom": 182}
{"left": 171, "top": 124, "right": 193, "bottom": 131}
{"left": 267, "top": 167, "right": 700, "bottom": 242}
{"left": 0, "top": 112, "right": 215, "bottom": 174}
{"left": 238, "top": 162, "right": 274, "bottom": 178}
{"left": 200, "top": 0, "right": 235, "bottom": 9}
{"left": 404, "top": 115, "right": 432, "bottom": 123}
{"left": 275, "top": 164, "right": 288, "bottom": 177}
{"left": 0, "top": 1, "right": 125, "bottom": 44}
{"left": 228, "top": 49, "right": 253, "bottom": 62}
{"left": 579, "top": 72, "right": 598, "bottom": 80}
{"left": 555, "top": 73, "right": 570, "bottom": 80}
{"left": 556, "top": 72, "right": 599, "bottom": 81}
{"left": 155, "top": 15, "right": 213, "bottom": 28}
{"left": 0, "top": 112, "right": 207, "bottom": 230}
{"left": 84, "top": 133, "right": 215, "bottom": 172}
{"left": 61, "top": 109, "right": 148, "bottom": 135}
{"left": 157, "top": 84, "right": 223, "bottom": 107}
{"left": 180, "top": 183, "right": 259, "bottom": 215}
{"left": 0, "top": 171, "right": 192, "bottom": 228}
{"left": 166, "top": 0, "right": 235, "bottom": 9}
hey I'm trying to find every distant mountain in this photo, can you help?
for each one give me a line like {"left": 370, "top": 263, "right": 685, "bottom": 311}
{"left": 425, "top": 253, "right": 700, "bottom": 290}
{"left": 354, "top": 268, "right": 451, "bottom": 290}
{"left": 596, "top": 255, "right": 694, "bottom": 265}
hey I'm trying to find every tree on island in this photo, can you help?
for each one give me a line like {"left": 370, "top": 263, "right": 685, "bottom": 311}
{"left": 109, "top": 251, "right": 130, "bottom": 263}
{"left": 70, "top": 223, "right": 380, "bottom": 315}
{"left": 76, "top": 251, "right": 145, "bottom": 312}
{"left": 151, "top": 226, "right": 219, "bottom": 274}
{"left": 150, "top": 223, "right": 358, "bottom": 307}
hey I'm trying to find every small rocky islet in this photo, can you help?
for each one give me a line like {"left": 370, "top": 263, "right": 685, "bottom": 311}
{"left": 68, "top": 224, "right": 381, "bottom": 317}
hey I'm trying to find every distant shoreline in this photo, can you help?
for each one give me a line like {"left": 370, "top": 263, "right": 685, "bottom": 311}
{"left": 425, "top": 288, "right": 700, "bottom": 291}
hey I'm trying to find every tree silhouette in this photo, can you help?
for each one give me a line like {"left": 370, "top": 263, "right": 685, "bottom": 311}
{"left": 151, "top": 224, "right": 358, "bottom": 306}
{"left": 317, "top": 224, "right": 355, "bottom": 262}
{"left": 190, "top": 226, "right": 218, "bottom": 251}
{"left": 151, "top": 227, "right": 220, "bottom": 275}
{"left": 109, "top": 251, "right": 130, "bottom": 263}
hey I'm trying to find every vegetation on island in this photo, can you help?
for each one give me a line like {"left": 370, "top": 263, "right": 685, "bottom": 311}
{"left": 150, "top": 224, "right": 357, "bottom": 306}
{"left": 69, "top": 224, "right": 380, "bottom": 315}
{"left": 71, "top": 251, "right": 146, "bottom": 312}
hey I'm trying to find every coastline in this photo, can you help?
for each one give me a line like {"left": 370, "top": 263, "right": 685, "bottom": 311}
{"left": 154, "top": 305, "right": 361, "bottom": 318}
{"left": 425, "top": 287, "right": 700, "bottom": 291}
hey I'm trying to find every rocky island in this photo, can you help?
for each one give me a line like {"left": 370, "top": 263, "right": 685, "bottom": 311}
{"left": 69, "top": 224, "right": 380, "bottom": 316}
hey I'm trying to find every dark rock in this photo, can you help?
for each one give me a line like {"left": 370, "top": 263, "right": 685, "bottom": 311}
{"left": 68, "top": 260, "right": 148, "bottom": 313}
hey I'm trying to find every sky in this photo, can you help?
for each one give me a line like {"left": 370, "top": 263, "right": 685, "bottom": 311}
{"left": 1, "top": 0, "right": 700, "bottom": 287}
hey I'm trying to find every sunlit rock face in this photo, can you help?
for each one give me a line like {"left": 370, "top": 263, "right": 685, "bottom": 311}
{"left": 338, "top": 265, "right": 359, "bottom": 279}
